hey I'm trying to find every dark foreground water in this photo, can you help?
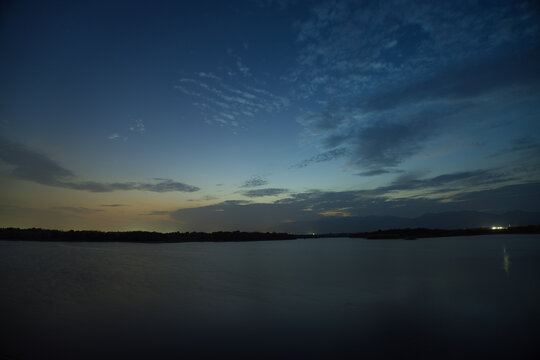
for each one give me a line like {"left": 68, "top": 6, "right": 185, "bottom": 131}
{"left": 1, "top": 235, "right": 539, "bottom": 359}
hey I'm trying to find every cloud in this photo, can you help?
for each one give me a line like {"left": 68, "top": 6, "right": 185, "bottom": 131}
{"left": 294, "top": 1, "right": 539, "bottom": 98}
{"left": 221, "top": 200, "right": 252, "bottom": 206}
{"left": 143, "top": 211, "right": 170, "bottom": 216}
{"left": 346, "top": 107, "right": 463, "bottom": 169}
{"left": 376, "top": 169, "right": 515, "bottom": 194}
{"left": 489, "top": 137, "right": 540, "bottom": 158}
{"left": 319, "top": 207, "right": 353, "bottom": 217}
{"left": 171, "top": 196, "right": 314, "bottom": 232}
{"left": 63, "top": 179, "right": 199, "bottom": 193}
{"left": 176, "top": 60, "right": 288, "bottom": 128}
{"left": 241, "top": 188, "right": 289, "bottom": 197}
{"left": 100, "top": 204, "right": 126, "bottom": 207}
{"left": 356, "top": 169, "right": 396, "bottom": 177}
{"left": 292, "top": 148, "right": 349, "bottom": 168}
{"left": 451, "top": 182, "right": 540, "bottom": 213}
{"left": 129, "top": 119, "right": 145, "bottom": 132}
{"left": 0, "top": 137, "right": 74, "bottom": 186}
{"left": 0, "top": 138, "right": 200, "bottom": 193}
{"left": 137, "top": 179, "right": 199, "bottom": 192}
{"left": 357, "top": 49, "right": 540, "bottom": 113}
{"left": 290, "top": 1, "right": 540, "bottom": 172}
{"left": 108, "top": 120, "right": 144, "bottom": 142}
{"left": 236, "top": 59, "right": 251, "bottom": 77}
{"left": 302, "top": 103, "right": 346, "bottom": 131}
{"left": 241, "top": 176, "right": 268, "bottom": 188}
{"left": 170, "top": 182, "right": 540, "bottom": 231}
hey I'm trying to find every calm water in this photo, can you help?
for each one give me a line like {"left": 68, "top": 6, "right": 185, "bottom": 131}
{"left": 1, "top": 235, "right": 539, "bottom": 359}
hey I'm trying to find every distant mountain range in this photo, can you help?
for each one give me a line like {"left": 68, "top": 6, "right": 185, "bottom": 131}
{"left": 273, "top": 210, "right": 540, "bottom": 234}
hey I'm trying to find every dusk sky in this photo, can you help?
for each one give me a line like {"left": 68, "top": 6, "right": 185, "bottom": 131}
{"left": 1, "top": 0, "right": 539, "bottom": 232}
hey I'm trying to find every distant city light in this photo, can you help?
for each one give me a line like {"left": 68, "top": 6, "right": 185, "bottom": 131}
{"left": 491, "top": 226, "right": 506, "bottom": 230}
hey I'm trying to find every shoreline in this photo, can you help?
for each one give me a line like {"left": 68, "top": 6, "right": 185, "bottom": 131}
{"left": 1, "top": 226, "right": 539, "bottom": 243}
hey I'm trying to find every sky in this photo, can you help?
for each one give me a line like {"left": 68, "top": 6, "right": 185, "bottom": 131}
{"left": 1, "top": 0, "right": 539, "bottom": 232}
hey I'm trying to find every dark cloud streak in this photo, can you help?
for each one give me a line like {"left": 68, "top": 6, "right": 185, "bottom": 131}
{"left": 0, "top": 137, "right": 74, "bottom": 186}
{"left": 377, "top": 169, "right": 515, "bottom": 193}
{"left": 241, "top": 188, "right": 289, "bottom": 197}
{"left": 0, "top": 138, "right": 199, "bottom": 193}
{"left": 241, "top": 176, "right": 268, "bottom": 188}
{"left": 293, "top": 148, "right": 349, "bottom": 168}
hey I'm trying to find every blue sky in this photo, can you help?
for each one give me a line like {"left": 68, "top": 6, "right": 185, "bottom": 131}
{"left": 1, "top": 0, "right": 539, "bottom": 232}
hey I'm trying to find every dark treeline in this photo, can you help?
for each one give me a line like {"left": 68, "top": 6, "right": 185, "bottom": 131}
{"left": 0, "top": 228, "right": 309, "bottom": 243}
{"left": 0, "top": 226, "right": 539, "bottom": 243}
{"left": 348, "top": 225, "right": 540, "bottom": 239}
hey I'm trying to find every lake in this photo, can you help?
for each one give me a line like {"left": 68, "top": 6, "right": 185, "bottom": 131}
{"left": 1, "top": 235, "right": 539, "bottom": 359}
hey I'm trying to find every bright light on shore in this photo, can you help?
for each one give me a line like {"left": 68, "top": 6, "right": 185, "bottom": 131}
{"left": 491, "top": 226, "right": 506, "bottom": 230}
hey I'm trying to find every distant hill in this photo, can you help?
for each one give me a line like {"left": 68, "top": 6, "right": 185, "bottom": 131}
{"left": 274, "top": 210, "right": 540, "bottom": 234}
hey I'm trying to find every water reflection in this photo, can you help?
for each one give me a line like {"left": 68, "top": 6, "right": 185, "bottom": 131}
{"left": 503, "top": 246, "right": 511, "bottom": 277}
{"left": 2, "top": 236, "right": 540, "bottom": 359}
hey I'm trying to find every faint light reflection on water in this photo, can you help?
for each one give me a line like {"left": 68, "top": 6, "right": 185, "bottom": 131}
{"left": 503, "top": 246, "right": 511, "bottom": 277}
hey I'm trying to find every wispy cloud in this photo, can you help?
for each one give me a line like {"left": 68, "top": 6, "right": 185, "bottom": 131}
{"left": 176, "top": 63, "right": 288, "bottom": 128}
{"left": 236, "top": 59, "right": 251, "bottom": 77}
{"left": 292, "top": 148, "right": 349, "bottom": 168}
{"left": 129, "top": 119, "right": 145, "bottom": 132}
{"left": 356, "top": 169, "right": 398, "bottom": 177}
{"left": 241, "top": 188, "right": 288, "bottom": 197}
{"left": 241, "top": 176, "right": 268, "bottom": 188}
{"left": 374, "top": 169, "right": 515, "bottom": 194}
{"left": 108, "top": 119, "right": 145, "bottom": 141}
{"left": 100, "top": 204, "right": 126, "bottom": 207}
{"left": 0, "top": 138, "right": 200, "bottom": 193}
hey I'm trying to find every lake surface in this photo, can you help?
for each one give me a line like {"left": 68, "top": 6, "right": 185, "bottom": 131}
{"left": 1, "top": 235, "right": 539, "bottom": 359}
